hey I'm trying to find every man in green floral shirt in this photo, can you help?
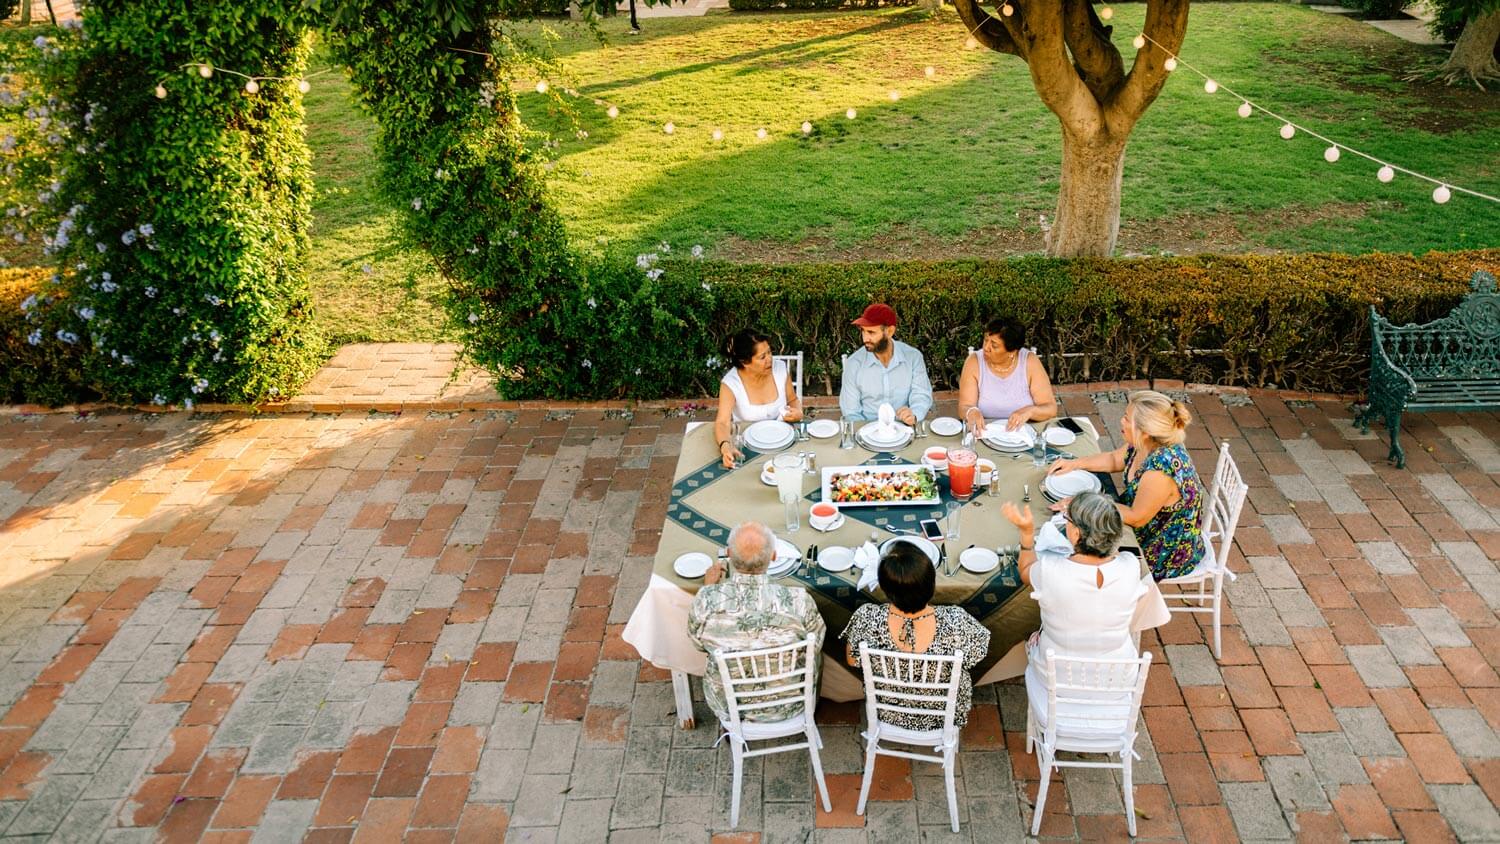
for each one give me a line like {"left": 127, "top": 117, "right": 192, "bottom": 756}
{"left": 688, "top": 521, "right": 825, "bottom": 724}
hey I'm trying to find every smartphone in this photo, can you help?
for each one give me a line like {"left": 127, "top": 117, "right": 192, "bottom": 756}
{"left": 1058, "top": 417, "right": 1085, "bottom": 435}
{"left": 919, "top": 519, "right": 944, "bottom": 541}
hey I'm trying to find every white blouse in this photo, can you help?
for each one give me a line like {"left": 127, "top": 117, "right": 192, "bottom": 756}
{"left": 721, "top": 359, "right": 789, "bottom": 423}
{"left": 1024, "top": 551, "right": 1146, "bottom": 705}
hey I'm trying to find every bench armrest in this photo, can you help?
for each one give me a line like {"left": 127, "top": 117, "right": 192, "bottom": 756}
{"left": 1368, "top": 312, "right": 1418, "bottom": 411}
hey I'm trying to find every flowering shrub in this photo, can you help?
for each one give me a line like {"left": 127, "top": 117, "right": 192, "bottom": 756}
{"left": 11, "top": 3, "right": 322, "bottom": 408}
{"left": 0, "top": 267, "right": 88, "bottom": 404}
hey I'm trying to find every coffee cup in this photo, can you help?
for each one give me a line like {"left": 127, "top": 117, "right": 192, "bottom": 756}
{"left": 809, "top": 501, "right": 839, "bottom": 530}
{"left": 922, "top": 446, "right": 949, "bottom": 471}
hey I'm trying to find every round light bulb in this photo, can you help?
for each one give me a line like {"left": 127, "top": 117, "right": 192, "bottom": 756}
{"left": 298, "top": 79, "right": 311, "bottom": 94}
{"left": 154, "top": 84, "right": 167, "bottom": 99}
{"left": 1377, "top": 165, "right": 1395, "bottom": 183}
{"left": 535, "top": 80, "right": 548, "bottom": 94}
{"left": 607, "top": 105, "right": 619, "bottom": 118}
{"left": 965, "top": 37, "right": 978, "bottom": 50}
{"left": 1099, "top": 6, "right": 1113, "bottom": 20}
{"left": 1132, "top": 34, "right": 1145, "bottom": 50}
{"left": 663, "top": 122, "right": 674, "bottom": 134}
{"left": 756, "top": 127, "right": 767, "bottom": 139}
{"left": 1324, "top": 145, "right": 1340, "bottom": 163}
{"left": 1204, "top": 79, "right": 1218, "bottom": 94}
{"left": 801, "top": 121, "right": 812, "bottom": 135}
{"left": 1163, "top": 57, "right": 1177, "bottom": 72}
{"left": 198, "top": 63, "right": 213, "bottom": 78}
{"left": 1237, "top": 101, "right": 1252, "bottom": 118}
{"left": 244, "top": 79, "right": 259, "bottom": 94}
{"left": 889, "top": 90, "right": 900, "bottom": 102}
{"left": 846, "top": 108, "right": 856, "bottom": 119}
{"left": 924, "top": 66, "right": 936, "bottom": 78}
{"left": 711, "top": 129, "right": 723, "bottom": 141}
{"left": 1279, "top": 123, "right": 1295, "bottom": 140}
{"left": 1001, "top": 2, "right": 1013, "bottom": 15}
{"left": 1433, "top": 185, "right": 1451, "bottom": 204}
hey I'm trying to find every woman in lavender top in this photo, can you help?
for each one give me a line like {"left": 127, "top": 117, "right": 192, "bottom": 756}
{"left": 957, "top": 318, "right": 1058, "bottom": 437}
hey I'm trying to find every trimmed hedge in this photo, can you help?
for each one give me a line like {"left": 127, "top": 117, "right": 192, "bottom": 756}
{"left": 729, "top": 0, "right": 913, "bottom": 9}
{"left": 674, "top": 250, "right": 1500, "bottom": 398}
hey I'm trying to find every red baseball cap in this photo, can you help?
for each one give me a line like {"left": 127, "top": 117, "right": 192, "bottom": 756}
{"left": 852, "top": 303, "right": 897, "bottom": 327}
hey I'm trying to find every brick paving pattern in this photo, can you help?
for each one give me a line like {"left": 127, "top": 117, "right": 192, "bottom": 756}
{"left": 0, "top": 386, "right": 1497, "bottom": 841}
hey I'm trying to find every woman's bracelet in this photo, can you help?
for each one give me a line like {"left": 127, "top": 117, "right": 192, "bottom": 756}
{"left": 717, "top": 440, "right": 730, "bottom": 450}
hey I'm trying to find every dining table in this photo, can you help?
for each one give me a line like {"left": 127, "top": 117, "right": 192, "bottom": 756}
{"left": 621, "top": 413, "right": 1172, "bottom": 729}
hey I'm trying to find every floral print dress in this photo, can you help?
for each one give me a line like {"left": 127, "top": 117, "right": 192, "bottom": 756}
{"left": 840, "top": 604, "right": 989, "bottom": 730}
{"left": 1121, "top": 444, "right": 1205, "bottom": 580}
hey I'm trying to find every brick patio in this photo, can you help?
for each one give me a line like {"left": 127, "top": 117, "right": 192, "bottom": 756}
{"left": 1, "top": 385, "right": 1498, "bottom": 842}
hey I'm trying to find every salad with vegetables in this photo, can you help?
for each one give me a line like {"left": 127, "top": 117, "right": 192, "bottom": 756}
{"left": 828, "top": 466, "right": 939, "bottom": 504}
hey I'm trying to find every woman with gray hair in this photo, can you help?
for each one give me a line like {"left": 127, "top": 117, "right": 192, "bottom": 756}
{"left": 1001, "top": 493, "right": 1147, "bottom": 702}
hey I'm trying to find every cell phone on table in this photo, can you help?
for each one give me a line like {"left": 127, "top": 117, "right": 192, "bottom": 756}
{"left": 1058, "top": 417, "right": 1085, "bottom": 435}
{"left": 919, "top": 519, "right": 944, "bottom": 541}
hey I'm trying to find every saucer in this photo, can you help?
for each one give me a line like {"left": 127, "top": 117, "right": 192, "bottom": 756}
{"left": 811, "top": 513, "right": 846, "bottom": 532}
{"left": 673, "top": 551, "right": 714, "bottom": 579}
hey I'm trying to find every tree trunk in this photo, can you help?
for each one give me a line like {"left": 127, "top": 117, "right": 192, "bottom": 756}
{"left": 1439, "top": 7, "right": 1500, "bottom": 89}
{"left": 1049, "top": 131, "right": 1127, "bottom": 258}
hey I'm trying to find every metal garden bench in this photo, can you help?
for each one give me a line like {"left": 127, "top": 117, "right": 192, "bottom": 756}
{"left": 1356, "top": 270, "right": 1500, "bottom": 468}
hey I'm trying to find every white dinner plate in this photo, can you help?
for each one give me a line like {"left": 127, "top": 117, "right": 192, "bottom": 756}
{"left": 929, "top": 416, "right": 963, "bottom": 437}
{"left": 745, "top": 420, "right": 795, "bottom": 450}
{"left": 959, "top": 547, "right": 1000, "bottom": 574}
{"left": 1043, "top": 427, "right": 1077, "bottom": 447}
{"left": 1045, "top": 470, "right": 1103, "bottom": 498}
{"left": 859, "top": 422, "right": 912, "bottom": 445}
{"left": 985, "top": 424, "right": 1036, "bottom": 448}
{"left": 807, "top": 419, "right": 840, "bottom": 439}
{"left": 878, "top": 535, "right": 941, "bottom": 565}
{"left": 673, "top": 551, "right": 714, "bottom": 579}
{"left": 818, "top": 546, "right": 855, "bottom": 572}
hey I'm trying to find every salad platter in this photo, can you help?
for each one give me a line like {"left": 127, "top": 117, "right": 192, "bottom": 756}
{"left": 819, "top": 464, "right": 940, "bottom": 508}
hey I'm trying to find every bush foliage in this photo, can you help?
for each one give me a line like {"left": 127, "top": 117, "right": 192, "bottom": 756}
{"left": 728, "top": 0, "right": 914, "bottom": 10}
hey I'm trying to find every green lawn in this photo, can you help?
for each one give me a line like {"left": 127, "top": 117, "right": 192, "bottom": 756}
{"left": 306, "top": 3, "right": 1498, "bottom": 341}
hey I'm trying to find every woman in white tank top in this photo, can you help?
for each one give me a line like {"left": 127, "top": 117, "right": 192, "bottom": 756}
{"left": 713, "top": 330, "right": 804, "bottom": 468}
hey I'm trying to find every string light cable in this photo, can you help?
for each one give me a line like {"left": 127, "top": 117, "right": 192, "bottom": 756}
{"left": 152, "top": 63, "right": 333, "bottom": 99}
{"left": 1136, "top": 32, "right": 1499, "bottom": 206}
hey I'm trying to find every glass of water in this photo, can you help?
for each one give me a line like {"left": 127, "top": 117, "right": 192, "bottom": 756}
{"left": 945, "top": 501, "right": 961, "bottom": 540}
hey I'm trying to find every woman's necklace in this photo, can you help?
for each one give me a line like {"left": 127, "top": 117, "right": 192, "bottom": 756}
{"left": 989, "top": 352, "right": 1020, "bottom": 378}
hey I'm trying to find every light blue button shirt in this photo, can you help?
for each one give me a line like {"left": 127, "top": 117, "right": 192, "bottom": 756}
{"left": 838, "top": 340, "right": 934, "bottom": 422}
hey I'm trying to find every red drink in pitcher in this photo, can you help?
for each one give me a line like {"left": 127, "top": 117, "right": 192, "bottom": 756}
{"left": 948, "top": 448, "right": 978, "bottom": 499}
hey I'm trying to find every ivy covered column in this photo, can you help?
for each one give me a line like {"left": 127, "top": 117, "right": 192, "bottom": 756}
{"left": 56, "top": 1, "right": 321, "bottom": 406}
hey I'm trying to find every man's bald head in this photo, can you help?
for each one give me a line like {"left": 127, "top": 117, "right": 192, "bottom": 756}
{"left": 727, "top": 521, "right": 775, "bottom": 574}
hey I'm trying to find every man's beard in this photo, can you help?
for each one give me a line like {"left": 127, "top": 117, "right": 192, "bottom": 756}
{"left": 866, "top": 336, "right": 891, "bottom": 355}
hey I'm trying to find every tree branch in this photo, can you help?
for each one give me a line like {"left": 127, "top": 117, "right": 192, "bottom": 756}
{"left": 1062, "top": 0, "right": 1125, "bottom": 103}
{"left": 1009, "top": 0, "right": 1100, "bottom": 135}
{"left": 951, "top": 0, "right": 1023, "bottom": 58}
{"left": 1108, "top": 0, "right": 1190, "bottom": 132}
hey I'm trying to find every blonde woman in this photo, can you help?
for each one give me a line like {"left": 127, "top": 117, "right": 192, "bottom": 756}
{"left": 1046, "top": 390, "right": 1205, "bottom": 580}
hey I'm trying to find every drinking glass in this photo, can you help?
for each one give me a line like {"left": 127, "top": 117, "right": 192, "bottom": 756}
{"left": 945, "top": 501, "right": 961, "bottom": 540}
{"left": 783, "top": 497, "right": 800, "bottom": 533}
{"left": 1030, "top": 435, "right": 1047, "bottom": 468}
{"left": 948, "top": 448, "right": 978, "bottom": 499}
{"left": 774, "top": 453, "right": 804, "bottom": 503}
{"left": 839, "top": 418, "right": 856, "bottom": 450}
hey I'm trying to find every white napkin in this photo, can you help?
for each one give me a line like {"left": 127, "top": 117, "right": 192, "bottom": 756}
{"left": 1035, "top": 514, "right": 1073, "bottom": 556}
{"left": 988, "top": 423, "right": 1036, "bottom": 446}
{"left": 853, "top": 541, "right": 881, "bottom": 592}
{"left": 870, "top": 403, "right": 898, "bottom": 439}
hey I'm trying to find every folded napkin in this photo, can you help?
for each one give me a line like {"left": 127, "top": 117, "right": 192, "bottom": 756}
{"left": 988, "top": 423, "right": 1036, "bottom": 446}
{"left": 1035, "top": 514, "right": 1073, "bottom": 556}
{"left": 854, "top": 541, "right": 881, "bottom": 593}
{"left": 866, "top": 403, "right": 900, "bottom": 440}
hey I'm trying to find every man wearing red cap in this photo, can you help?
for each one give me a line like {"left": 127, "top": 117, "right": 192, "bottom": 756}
{"left": 839, "top": 303, "right": 933, "bottom": 425}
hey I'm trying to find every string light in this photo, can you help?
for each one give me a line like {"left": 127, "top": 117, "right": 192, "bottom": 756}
{"left": 1099, "top": 6, "right": 1113, "bottom": 20}
{"left": 846, "top": 108, "right": 857, "bottom": 119}
{"left": 889, "top": 90, "right": 901, "bottom": 102}
{"left": 965, "top": 37, "right": 978, "bottom": 50}
{"left": 1001, "top": 3, "right": 1013, "bottom": 15}
{"left": 197, "top": 63, "right": 213, "bottom": 78}
{"left": 663, "top": 121, "right": 674, "bottom": 135}
{"left": 535, "top": 80, "right": 548, "bottom": 94}
{"left": 924, "top": 66, "right": 936, "bottom": 77}
{"left": 756, "top": 127, "right": 767, "bottom": 139}
{"left": 244, "top": 79, "right": 259, "bottom": 94}
{"left": 801, "top": 121, "right": 812, "bottom": 135}
{"left": 607, "top": 105, "right": 619, "bottom": 119}
{"left": 711, "top": 128, "right": 723, "bottom": 141}
{"left": 1135, "top": 32, "right": 1500, "bottom": 206}
{"left": 151, "top": 63, "right": 323, "bottom": 99}
{"left": 1133, "top": 34, "right": 1146, "bottom": 50}
{"left": 1163, "top": 57, "right": 1177, "bottom": 72}
{"left": 1203, "top": 79, "right": 1217, "bottom": 94}
{"left": 154, "top": 84, "right": 167, "bottom": 99}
